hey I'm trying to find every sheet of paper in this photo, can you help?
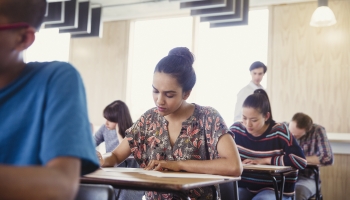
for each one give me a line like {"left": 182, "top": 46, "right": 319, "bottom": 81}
{"left": 101, "top": 167, "right": 238, "bottom": 180}
{"left": 243, "top": 164, "right": 291, "bottom": 169}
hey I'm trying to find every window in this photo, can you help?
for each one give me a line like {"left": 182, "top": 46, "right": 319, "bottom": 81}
{"left": 127, "top": 16, "right": 193, "bottom": 120}
{"left": 24, "top": 28, "right": 70, "bottom": 62}
{"left": 195, "top": 9, "right": 269, "bottom": 124}
{"left": 128, "top": 9, "right": 269, "bottom": 124}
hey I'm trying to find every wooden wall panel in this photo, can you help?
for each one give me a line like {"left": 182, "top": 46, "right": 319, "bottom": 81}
{"left": 320, "top": 154, "right": 350, "bottom": 200}
{"left": 269, "top": 0, "right": 350, "bottom": 133}
{"left": 69, "top": 21, "right": 130, "bottom": 126}
{"left": 269, "top": 1, "right": 350, "bottom": 199}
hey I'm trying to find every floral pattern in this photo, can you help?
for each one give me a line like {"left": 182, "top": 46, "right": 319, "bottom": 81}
{"left": 125, "top": 104, "right": 234, "bottom": 200}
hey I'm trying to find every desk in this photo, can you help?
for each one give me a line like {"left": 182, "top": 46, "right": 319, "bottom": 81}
{"left": 243, "top": 164, "right": 295, "bottom": 200}
{"left": 81, "top": 168, "right": 241, "bottom": 200}
{"left": 306, "top": 163, "right": 322, "bottom": 200}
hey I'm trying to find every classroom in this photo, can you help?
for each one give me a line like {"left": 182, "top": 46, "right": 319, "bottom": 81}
{"left": 1, "top": 0, "right": 349, "bottom": 200}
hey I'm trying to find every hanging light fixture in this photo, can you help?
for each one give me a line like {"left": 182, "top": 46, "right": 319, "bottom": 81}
{"left": 310, "top": 0, "right": 337, "bottom": 27}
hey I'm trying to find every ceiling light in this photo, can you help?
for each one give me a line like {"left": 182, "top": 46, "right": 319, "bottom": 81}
{"left": 310, "top": 0, "right": 337, "bottom": 27}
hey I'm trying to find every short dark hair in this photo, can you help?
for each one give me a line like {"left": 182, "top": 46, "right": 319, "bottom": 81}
{"left": 249, "top": 61, "right": 267, "bottom": 73}
{"left": 154, "top": 47, "right": 196, "bottom": 92}
{"left": 0, "top": 0, "right": 47, "bottom": 30}
{"left": 243, "top": 89, "right": 273, "bottom": 125}
{"left": 103, "top": 100, "right": 133, "bottom": 138}
{"left": 291, "top": 112, "right": 313, "bottom": 131}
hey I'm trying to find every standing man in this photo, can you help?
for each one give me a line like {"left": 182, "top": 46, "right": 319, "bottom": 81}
{"left": 0, "top": 0, "right": 99, "bottom": 199}
{"left": 233, "top": 61, "right": 267, "bottom": 122}
{"left": 288, "top": 112, "right": 334, "bottom": 200}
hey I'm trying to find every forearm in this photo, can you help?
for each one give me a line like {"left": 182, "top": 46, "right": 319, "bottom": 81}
{"left": 102, "top": 139, "right": 131, "bottom": 167}
{"left": 101, "top": 153, "right": 118, "bottom": 167}
{"left": 179, "top": 158, "right": 242, "bottom": 176}
{"left": 0, "top": 164, "right": 79, "bottom": 200}
{"left": 306, "top": 155, "right": 320, "bottom": 164}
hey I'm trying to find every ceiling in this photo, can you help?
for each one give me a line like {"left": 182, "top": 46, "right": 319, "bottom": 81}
{"left": 87, "top": 0, "right": 316, "bottom": 22}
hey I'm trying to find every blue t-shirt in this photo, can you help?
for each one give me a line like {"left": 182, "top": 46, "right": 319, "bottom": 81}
{"left": 0, "top": 61, "right": 99, "bottom": 175}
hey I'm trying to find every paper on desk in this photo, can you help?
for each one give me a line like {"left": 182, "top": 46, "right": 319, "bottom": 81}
{"left": 243, "top": 164, "right": 292, "bottom": 169}
{"left": 101, "top": 167, "right": 237, "bottom": 180}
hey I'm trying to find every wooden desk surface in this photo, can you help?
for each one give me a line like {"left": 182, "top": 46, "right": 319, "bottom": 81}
{"left": 243, "top": 164, "right": 294, "bottom": 174}
{"left": 306, "top": 163, "right": 321, "bottom": 167}
{"left": 81, "top": 168, "right": 241, "bottom": 192}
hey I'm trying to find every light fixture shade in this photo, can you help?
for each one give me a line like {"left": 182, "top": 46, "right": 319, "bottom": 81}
{"left": 310, "top": 6, "right": 337, "bottom": 27}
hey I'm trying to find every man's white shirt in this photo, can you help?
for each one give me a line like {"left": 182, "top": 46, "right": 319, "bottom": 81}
{"left": 233, "top": 81, "right": 264, "bottom": 122}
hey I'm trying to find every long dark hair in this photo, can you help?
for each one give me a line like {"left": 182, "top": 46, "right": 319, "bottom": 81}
{"left": 154, "top": 47, "right": 196, "bottom": 92}
{"left": 243, "top": 89, "right": 273, "bottom": 125}
{"left": 103, "top": 100, "right": 133, "bottom": 138}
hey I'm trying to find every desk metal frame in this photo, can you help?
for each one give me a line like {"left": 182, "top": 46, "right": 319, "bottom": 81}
{"left": 243, "top": 166, "right": 296, "bottom": 200}
{"left": 306, "top": 164, "right": 322, "bottom": 200}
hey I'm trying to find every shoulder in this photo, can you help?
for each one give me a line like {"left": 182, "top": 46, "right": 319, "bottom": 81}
{"left": 28, "top": 61, "right": 77, "bottom": 74}
{"left": 229, "top": 122, "right": 245, "bottom": 132}
{"left": 196, "top": 104, "right": 220, "bottom": 115}
{"left": 313, "top": 123, "right": 325, "bottom": 130}
{"left": 270, "top": 122, "right": 289, "bottom": 133}
{"left": 309, "top": 124, "right": 326, "bottom": 135}
{"left": 268, "top": 122, "right": 293, "bottom": 140}
{"left": 133, "top": 107, "right": 161, "bottom": 126}
{"left": 237, "top": 84, "right": 254, "bottom": 97}
{"left": 27, "top": 62, "right": 81, "bottom": 85}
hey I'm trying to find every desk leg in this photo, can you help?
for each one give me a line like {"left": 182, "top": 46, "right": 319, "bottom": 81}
{"left": 279, "top": 173, "right": 286, "bottom": 200}
{"left": 312, "top": 167, "right": 320, "bottom": 200}
{"left": 270, "top": 175, "right": 279, "bottom": 200}
{"left": 233, "top": 181, "right": 239, "bottom": 200}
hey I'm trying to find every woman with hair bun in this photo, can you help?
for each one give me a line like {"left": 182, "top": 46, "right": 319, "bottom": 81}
{"left": 98, "top": 47, "right": 243, "bottom": 200}
{"left": 230, "top": 89, "right": 307, "bottom": 200}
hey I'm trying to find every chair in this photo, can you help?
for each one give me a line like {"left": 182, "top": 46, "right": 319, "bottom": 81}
{"left": 219, "top": 181, "right": 239, "bottom": 200}
{"left": 75, "top": 183, "right": 116, "bottom": 200}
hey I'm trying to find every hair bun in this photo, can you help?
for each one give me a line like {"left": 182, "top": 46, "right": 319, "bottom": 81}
{"left": 168, "top": 47, "right": 195, "bottom": 65}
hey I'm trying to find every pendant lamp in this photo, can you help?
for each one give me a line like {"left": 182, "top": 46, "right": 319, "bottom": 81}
{"left": 310, "top": 0, "right": 337, "bottom": 27}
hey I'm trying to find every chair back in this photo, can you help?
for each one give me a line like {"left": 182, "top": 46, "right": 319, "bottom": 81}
{"left": 75, "top": 184, "right": 116, "bottom": 200}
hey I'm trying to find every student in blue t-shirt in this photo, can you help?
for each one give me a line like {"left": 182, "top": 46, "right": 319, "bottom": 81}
{"left": 0, "top": 0, "right": 99, "bottom": 199}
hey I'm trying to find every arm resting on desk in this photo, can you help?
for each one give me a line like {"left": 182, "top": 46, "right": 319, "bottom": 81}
{"left": 101, "top": 138, "right": 131, "bottom": 167}
{"left": 271, "top": 145, "right": 306, "bottom": 169}
{"left": 145, "top": 134, "right": 243, "bottom": 177}
{"left": 0, "top": 157, "right": 80, "bottom": 200}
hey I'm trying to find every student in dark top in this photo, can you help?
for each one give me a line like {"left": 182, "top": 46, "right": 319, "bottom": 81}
{"left": 0, "top": 0, "right": 99, "bottom": 199}
{"left": 230, "top": 89, "right": 306, "bottom": 200}
{"left": 98, "top": 47, "right": 243, "bottom": 200}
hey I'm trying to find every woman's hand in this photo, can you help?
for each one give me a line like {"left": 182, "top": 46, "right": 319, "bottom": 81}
{"left": 96, "top": 151, "right": 104, "bottom": 166}
{"left": 242, "top": 157, "right": 271, "bottom": 165}
{"left": 144, "top": 160, "right": 181, "bottom": 172}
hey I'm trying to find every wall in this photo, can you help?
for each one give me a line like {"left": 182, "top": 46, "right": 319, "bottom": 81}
{"left": 268, "top": 1, "right": 350, "bottom": 199}
{"left": 69, "top": 21, "right": 130, "bottom": 126}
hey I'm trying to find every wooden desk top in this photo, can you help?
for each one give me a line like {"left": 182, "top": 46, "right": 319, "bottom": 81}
{"left": 243, "top": 164, "right": 294, "bottom": 174}
{"left": 306, "top": 163, "right": 321, "bottom": 168}
{"left": 81, "top": 168, "right": 241, "bottom": 192}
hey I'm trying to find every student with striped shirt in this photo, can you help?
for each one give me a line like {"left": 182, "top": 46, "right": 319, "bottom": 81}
{"left": 230, "top": 89, "right": 307, "bottom": 200}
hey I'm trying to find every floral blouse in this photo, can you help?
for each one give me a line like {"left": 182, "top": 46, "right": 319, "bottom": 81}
{"left": 125, "top": 104, "right": 234, "bottom": 200}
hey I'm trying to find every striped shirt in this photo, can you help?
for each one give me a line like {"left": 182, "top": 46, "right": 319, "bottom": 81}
{"left": 230, "top": 121, "right": 307, "bottom": 196}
